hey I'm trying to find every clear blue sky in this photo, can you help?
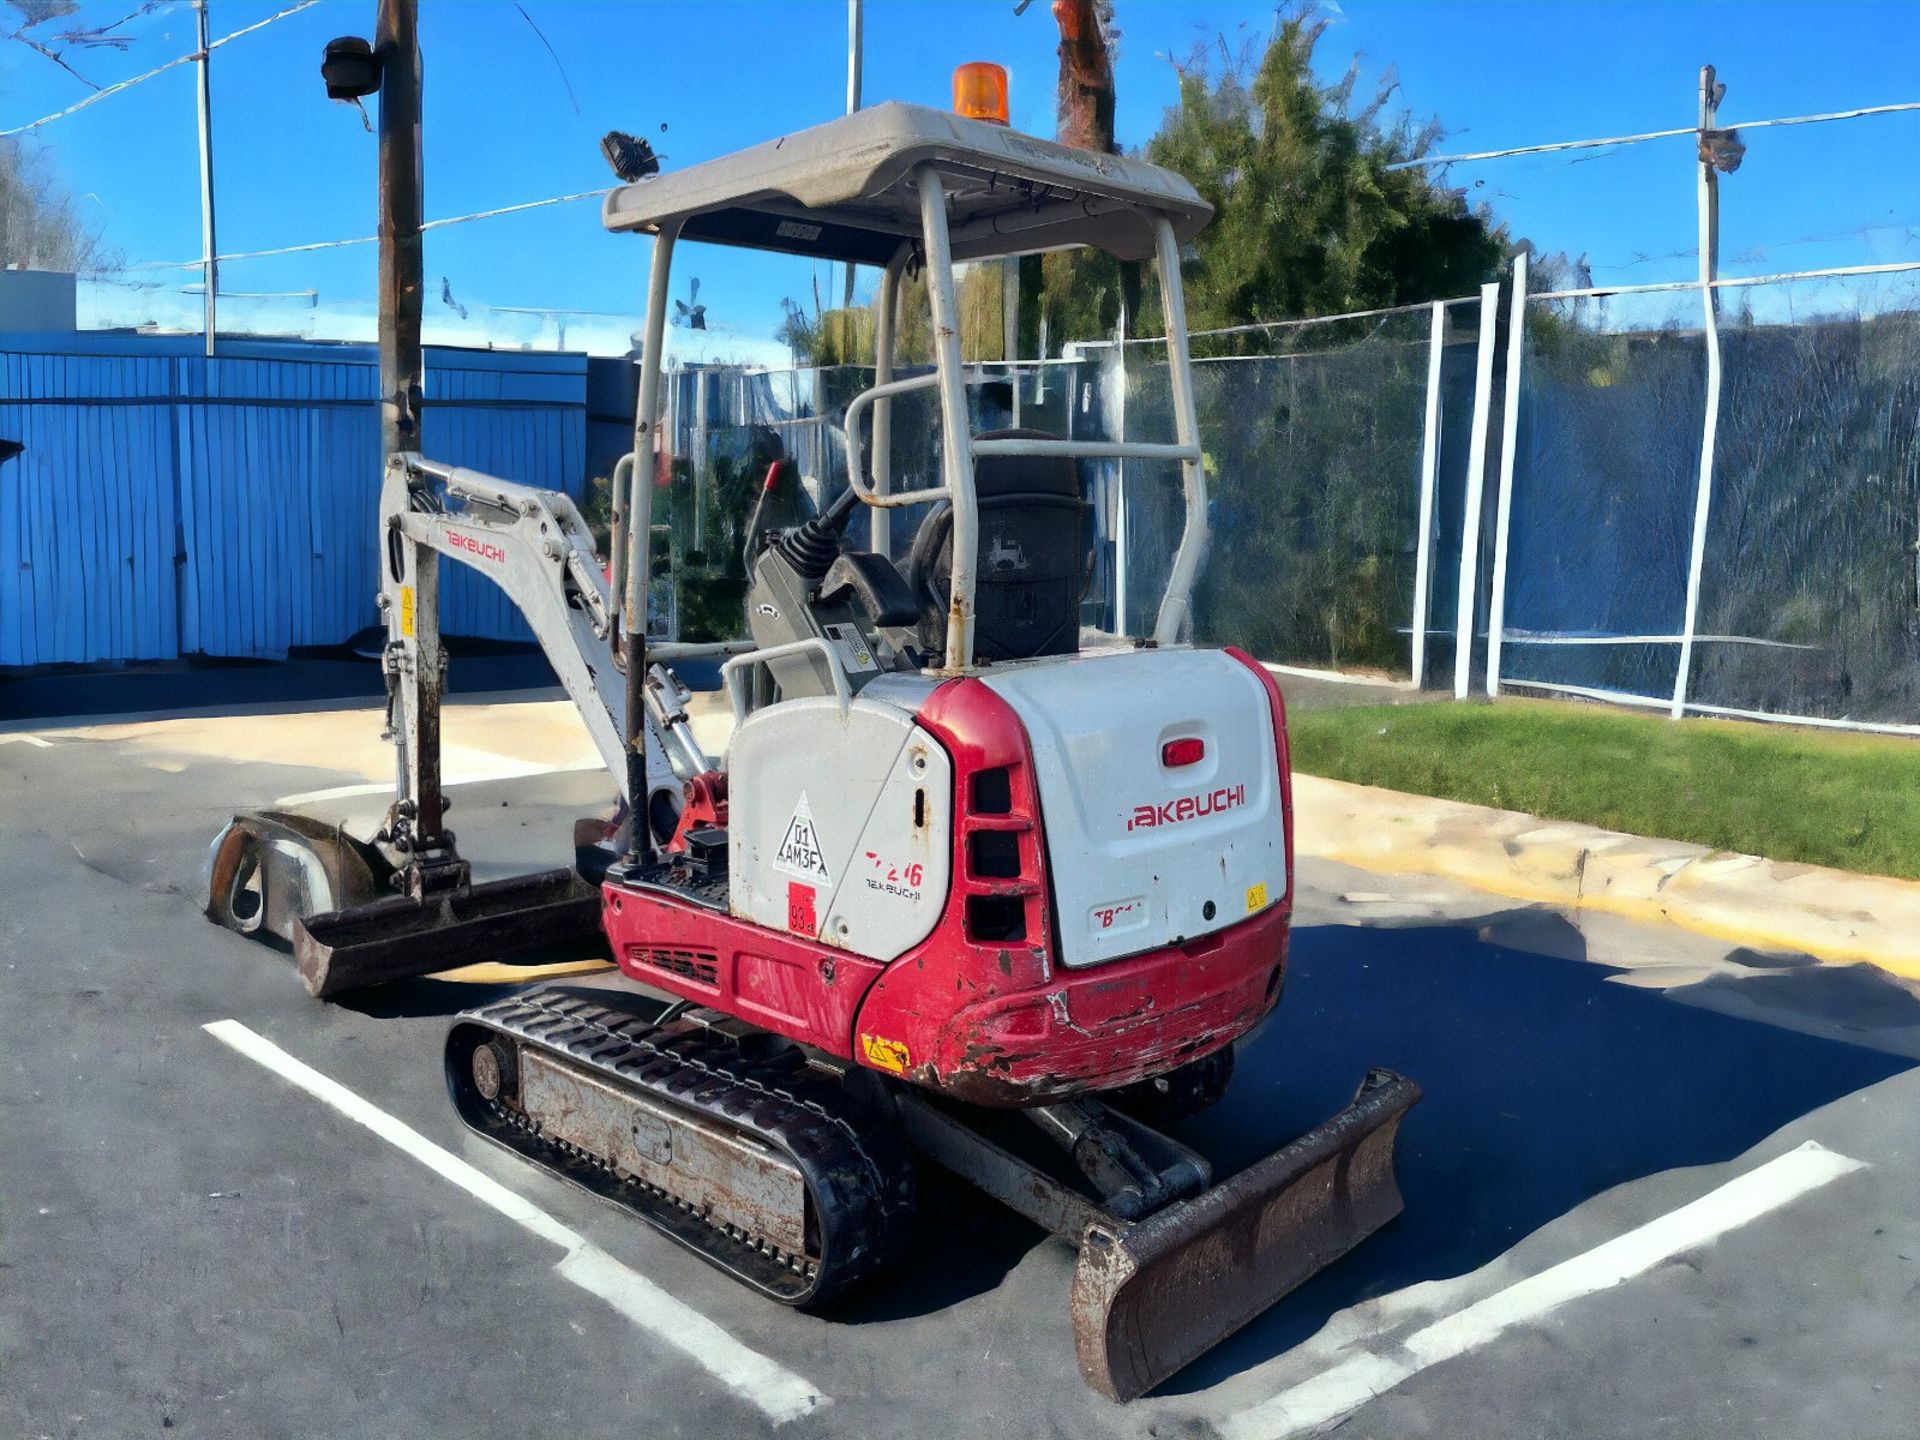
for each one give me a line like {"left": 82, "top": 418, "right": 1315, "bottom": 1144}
{"left": 5, "top": 0, "right": 1917, "bottom": 355}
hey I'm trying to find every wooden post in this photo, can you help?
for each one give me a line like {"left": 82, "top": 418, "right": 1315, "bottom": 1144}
{"left": 1052, "top": 0, "right": 1115, "bottom": 153}
{"left": 375, "top": 0, "right": 438, "bottom": 845}
{"left": 1699, "top": 65, "right": 1722, "bottom": 319}
{"left": 376, "top": 0, "right": 424, "bottom": 466}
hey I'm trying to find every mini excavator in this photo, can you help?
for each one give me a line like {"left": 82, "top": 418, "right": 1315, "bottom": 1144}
{"left": 206, "top": 95, "right": 1418, "bottom": 1401}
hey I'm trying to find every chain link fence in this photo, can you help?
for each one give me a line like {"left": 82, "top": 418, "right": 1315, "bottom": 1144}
{"left": 1499, "top": 267, "right": 1920, "bottom": 732}
{"left": 658, "top": 261, "right": 1920, "bottom": 734}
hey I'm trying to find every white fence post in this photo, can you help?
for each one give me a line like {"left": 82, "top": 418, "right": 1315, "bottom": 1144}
{"left": 1485, "top": 249, "right": 1530, "bottom": 697}
{"left": 1453, "top": 282, "right": 1502, "bottom": 700}
{"left": 1673, "top": 64, "right": 1726, "bottom": 720}
{"left": 1410, "top": 299, "right": 1448, "bottom": 689}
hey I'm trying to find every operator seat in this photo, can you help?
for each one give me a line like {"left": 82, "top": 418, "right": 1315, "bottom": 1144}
{"left": 906, "top": 429, "right": 1090, "bottom": 662}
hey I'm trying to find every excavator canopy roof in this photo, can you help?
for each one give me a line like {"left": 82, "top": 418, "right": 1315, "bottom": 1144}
{"left": 600, "top": 101, "right": 1212, "bottom": 266}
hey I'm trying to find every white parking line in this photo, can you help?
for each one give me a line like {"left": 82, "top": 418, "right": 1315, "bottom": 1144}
{"left": 203, "top": 1018, "right": 829, "bottom": 1426}
{"left": 1221, "top": 1139, "right": 1866, "bottom": 1440}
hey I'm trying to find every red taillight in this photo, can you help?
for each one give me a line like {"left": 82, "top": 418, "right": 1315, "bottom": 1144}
{"left": 1161, "top": 737, "right": 1204, "bottom": 767}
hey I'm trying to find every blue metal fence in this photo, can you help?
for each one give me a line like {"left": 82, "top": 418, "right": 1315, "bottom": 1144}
{"left": 0, "top": 333, "right": 587, "bottom": 666}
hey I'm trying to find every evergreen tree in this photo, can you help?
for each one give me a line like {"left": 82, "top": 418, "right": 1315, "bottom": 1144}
{"left": 1036, "top": 9, "right": 1507, "bottom": 348}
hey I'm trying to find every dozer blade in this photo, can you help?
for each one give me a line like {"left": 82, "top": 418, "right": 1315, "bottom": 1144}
{"left": 1071, "top": 1069, "right": 1420, "bottom": 1402}
{"left": 295, "top": 866, "right": 604, "bottom": 999}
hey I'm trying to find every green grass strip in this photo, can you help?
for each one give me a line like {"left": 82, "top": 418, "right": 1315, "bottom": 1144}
{"left": 1287, "top": 698, "right": 1920, "bottom": 881}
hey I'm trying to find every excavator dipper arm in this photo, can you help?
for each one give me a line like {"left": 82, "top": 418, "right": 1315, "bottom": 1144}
{"left": 206, "top": 452, "right": 683, "bottom": 996}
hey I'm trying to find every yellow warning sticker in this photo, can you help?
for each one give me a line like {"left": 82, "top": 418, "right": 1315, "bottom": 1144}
{"left": 859, "top": 1032, "right": 910, "bottom": 1075}
{"left": 399, "top": 585, "right": 416, "bottom": 638}
{"left": 1245, "top": 882, "right": 1269, "bottom": 914}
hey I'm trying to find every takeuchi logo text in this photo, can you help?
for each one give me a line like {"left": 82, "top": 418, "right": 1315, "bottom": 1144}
{"left": 1127, "top": 784, "right": 1246, "bottom": 832}
{"left": 449, "top": 530, "right": 506, "bottom": 563}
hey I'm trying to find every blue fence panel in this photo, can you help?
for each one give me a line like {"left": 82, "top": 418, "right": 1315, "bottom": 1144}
{"left": 427, "top": 351, "right": 589, "bottom": 645}
{"left": 1, "top": 333, "right": 588, "bottom": 665}
{"left": 0, "top": 346, "right": 179, "bottom": 665}
{"left": 176, "top": 345, "right": 383, "bottom": 658}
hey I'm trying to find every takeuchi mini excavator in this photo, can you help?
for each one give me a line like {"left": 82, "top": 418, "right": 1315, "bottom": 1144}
{"left": 205, "top": 96, "right": 1419, "bottom": 1401}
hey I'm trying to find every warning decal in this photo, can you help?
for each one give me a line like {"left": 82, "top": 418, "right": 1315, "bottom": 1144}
{"left": 774, "top": 792, "right": 832, "bottom": 883}
{"left": 859, "top": 1033, "right": 910, "bottom": 1075}
{"left": 822, "top": 622, "right": 878, "bottom": 673}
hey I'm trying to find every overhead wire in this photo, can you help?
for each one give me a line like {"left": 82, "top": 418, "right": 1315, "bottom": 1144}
{"left": 127, "top": 187, "right": 618, "bottom": 271}
{"left": 14, "top": 6, "right": 1918, "bottom": 312}
{"left": 1386, "top": 99, "right": 1920, "bottom": 171}
{"left": 0, "top": 0, "right": 321, "bottom": 139}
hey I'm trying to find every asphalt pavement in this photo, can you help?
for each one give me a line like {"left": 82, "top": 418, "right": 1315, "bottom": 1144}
{"left": 2, "top": 684, "right": 1915, "bottom": 1440}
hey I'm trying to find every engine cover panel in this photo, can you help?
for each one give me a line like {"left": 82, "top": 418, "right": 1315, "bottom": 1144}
{"left": 982, "top": 648, "right": 1287, "bottom": 967}
{"left": 727, "top": 696, "right": 954, "bottom": 962}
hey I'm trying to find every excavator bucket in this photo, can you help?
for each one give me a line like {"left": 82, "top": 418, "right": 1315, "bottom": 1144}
{"left": 293, "top": 867, "right": 602, "bottom": 998}
{"left": 204, "top": 810, "right": 390, "bottom": 945}
{"left": 1071, "top": 1069, "right": 1421, "bottom": 1402}
{"left": 205, "top": 810, "right": 605, "bottom": 999}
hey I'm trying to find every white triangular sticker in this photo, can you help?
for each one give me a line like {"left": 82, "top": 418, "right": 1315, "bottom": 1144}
{"left": 773, "top": 792, "right": 832, "bottom": 883}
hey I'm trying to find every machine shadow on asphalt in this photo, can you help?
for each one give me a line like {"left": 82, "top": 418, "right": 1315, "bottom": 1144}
{"left": 1150, "top": 909, "right": 1913, "bottom": 1393}
{"left": 322, "top": 904, "right": 1915, "bottom": 1381}
{"left": 333, "top": 969, "right": 603, "bottom": 1021}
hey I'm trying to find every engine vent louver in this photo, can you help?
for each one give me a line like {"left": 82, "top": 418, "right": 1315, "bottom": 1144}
{"left": 971, "top": 767, "right": 1013, "bottom": 815}
{"left": 969, "top": 829, "right": 1022, "bottom": 878}
{"left": 628, "top": 946, "right": 720, "bottom": 988}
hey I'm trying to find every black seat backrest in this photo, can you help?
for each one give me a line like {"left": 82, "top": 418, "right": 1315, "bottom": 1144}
{"left": 905, "top": 429, "right": 1089, "bottom": 662}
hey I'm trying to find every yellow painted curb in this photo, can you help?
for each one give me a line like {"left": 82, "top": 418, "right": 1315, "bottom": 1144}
{"left": 1294, "top": 774, "right": 1920, "bottom": 980}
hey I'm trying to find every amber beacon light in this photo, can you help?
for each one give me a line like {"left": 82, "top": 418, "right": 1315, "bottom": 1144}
{"left": 952, "top": 62, "right": 1010, "bottom": 125}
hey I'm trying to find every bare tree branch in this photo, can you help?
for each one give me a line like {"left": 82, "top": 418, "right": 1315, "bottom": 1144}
{"left": 10, "top": 29, "right": 102, "bottom": 89}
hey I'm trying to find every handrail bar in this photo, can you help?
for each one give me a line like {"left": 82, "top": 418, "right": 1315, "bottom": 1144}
{"left": 843, "top": 374, "right": 1200, "bottom": 506}
{"left": 971, "top": 438, "right": 1200, "bottom": 463}
{"left": 720, "top": 637, "right": 851, "bottom": 724}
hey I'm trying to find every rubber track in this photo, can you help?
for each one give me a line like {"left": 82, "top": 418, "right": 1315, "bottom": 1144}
{"left": 448, "top": 987, "right": 915, "bottom": 1308}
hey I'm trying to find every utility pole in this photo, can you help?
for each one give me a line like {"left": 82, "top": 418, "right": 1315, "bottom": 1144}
{"left": 1051, "top": 0, "right": 1115, "bottom": 153}
{"left": 374, "top": 0, "right": 438, "bottom": 844}
{"left": 841, "top": 0, "right": 862, "bottom": 311}
{"left": 193, "top": 0, "right": 218, "bottom": 357}
{"left": 1044, "top": 0, "right": 1129, "bottom": 343}
{"left": 1698, "top": 64, "right": 1722, "bottom": 317}
{"left": 376, "top": 0, "right": 424, "bottom": 466}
